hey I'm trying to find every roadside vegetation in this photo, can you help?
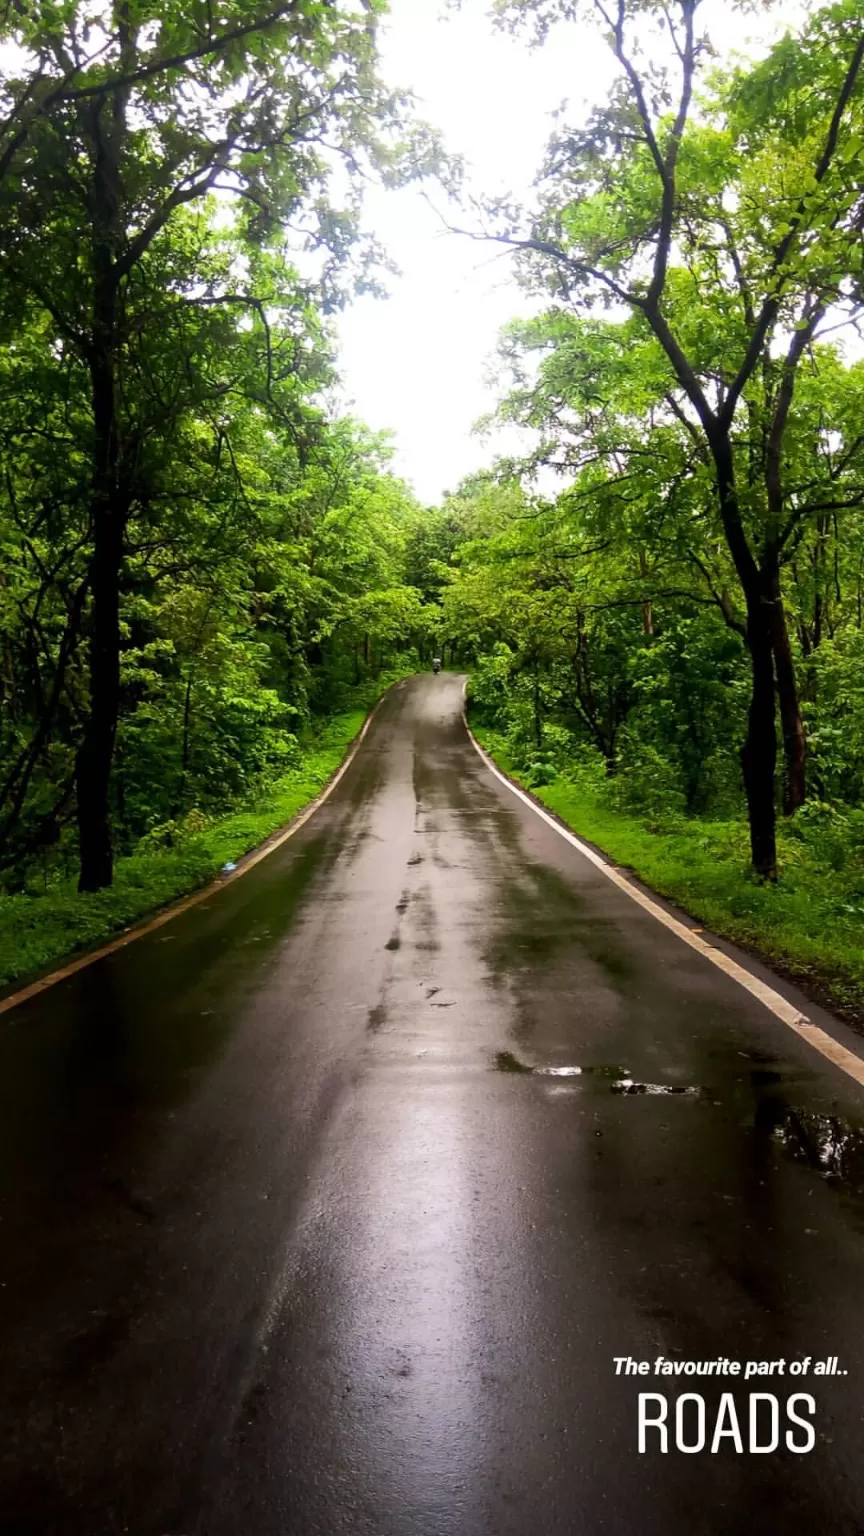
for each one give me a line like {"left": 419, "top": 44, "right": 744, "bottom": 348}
{"left": 470, "top": 720, "right": 864, "bottom": 1029}
{"left": 0, "top": 672, "right": 417, "bottom": 990}
{"left": 1, "top": 0, "right": 863, "bottom": 1015}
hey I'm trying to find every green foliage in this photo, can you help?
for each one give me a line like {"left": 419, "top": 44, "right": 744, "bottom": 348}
{"left": 450, "top": 472, "right": 754, "bottom": 817}
{"left": 0, "top": 0, "right": 443, "bottom": 889}
{"left": 0, "top": 333, "right": 436, "bottom": 891}
{"left": 802, "top": 630, "right": 864, "bottom": 805}
{"left": 0, "top": 672, "right": 412, "bottom": 989}
{"left": 475, "top": 0, "right": 864, "bottom": 877}
{"left": 0, "top": 0, "right": 448, "bottom": 891}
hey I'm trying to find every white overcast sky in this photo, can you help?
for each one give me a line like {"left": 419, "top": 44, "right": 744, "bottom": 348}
{"left": 334, "top": 0, "right": 810, "bottom": 505}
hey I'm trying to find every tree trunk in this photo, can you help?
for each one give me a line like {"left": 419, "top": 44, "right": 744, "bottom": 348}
{"left": 767, "top": 572, "right": 806, "bottom": 815}
{"left": 741, "top": 593, "right": 778, "bottom": 880}
{"left": 77, "top": 217, "right": 124, "bottom": 891}
{"left": 0, "top": 571, "right": 15, "bottom": 717}
{"left": 76, "top": 490, "right": 123, "bottom": 891}
{"left": 75, "top": 78, "right": 133, "bottom": 893}
{"left": 708, "top": 431, "right": 778, "bottom": 878}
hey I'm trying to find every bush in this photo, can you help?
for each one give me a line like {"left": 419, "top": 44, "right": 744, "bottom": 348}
{"left": 522, "top": 756, "right": 558, "bottom": 787}
{"left": 785, "top": 800, "right": 853, "bottom": 874}
{"left": 606, "top": 738, "right": 687, "bottom": 821}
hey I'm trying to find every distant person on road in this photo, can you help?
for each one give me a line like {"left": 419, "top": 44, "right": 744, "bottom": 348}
{"left": 432, "top": 656, "right": 441, "bottom": 674}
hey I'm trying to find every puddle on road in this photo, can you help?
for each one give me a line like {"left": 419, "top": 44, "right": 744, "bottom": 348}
{"left": 495, "top": 1050, "right": 532, "bottom": 1074}
{"left": 494, "top": 1049, "right": 616, "bottom": 1078}
{"left": 611, "top": 1079, "right": 703, "bottom": 1097}
{"left": 766, "top": 1103, "right": 864, "bottom": 1185}
{"left": 495, "top": 1049, "right": 611, "bottom": 1076}
{"left": 493, "top": 1038, "right": 864, "bottom": 1213}
{"left": 492, "top": 1046, "right": 864, "bottom": 1191}
{"left": 493, "top": 1050, "right": 703, "bottom": 1095}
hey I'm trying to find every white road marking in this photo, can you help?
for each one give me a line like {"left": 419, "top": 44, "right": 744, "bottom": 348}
{"left": 462, "top": 687, "right": 864, "bottom": 1091}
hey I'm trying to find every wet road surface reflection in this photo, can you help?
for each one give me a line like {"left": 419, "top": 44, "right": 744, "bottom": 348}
{"left": 2, "top": 675, "right": 864, "bottom": 1533}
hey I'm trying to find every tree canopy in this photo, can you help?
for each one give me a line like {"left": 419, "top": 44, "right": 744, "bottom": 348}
{"left": 453, "top": 0, "right": 864, "bottom": 877}
{"left": 0, "top": 0, "right": 442, "bottom": 890}
{"left": 1, "top": 0, "right": 863, "bottom": 907}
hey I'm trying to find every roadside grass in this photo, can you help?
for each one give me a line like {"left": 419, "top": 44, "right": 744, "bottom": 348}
{"left": 0, "top": 672, "right": 409, "bottom": 993}
{"left": 471, "top": 723, "right": 864, "bottom": 1030}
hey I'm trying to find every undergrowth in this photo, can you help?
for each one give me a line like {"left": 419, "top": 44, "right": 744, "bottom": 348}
{"left": 0, "top": 670, "right": 409, "bottom": 992}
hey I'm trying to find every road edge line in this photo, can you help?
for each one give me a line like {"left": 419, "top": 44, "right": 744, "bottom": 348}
{"left": 0, "top": 695, "right": 386, "bottom": 1018}
{"left": 461, "top": 684, "right": 864, "bottom": 1090}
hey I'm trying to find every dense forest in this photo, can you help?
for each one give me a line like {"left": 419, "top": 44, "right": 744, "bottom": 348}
{"left": 1, "top": 0, "right": 863, "bottom": 1000}
{"left": 0, "top": 0, "right": 443, "bottom": 898}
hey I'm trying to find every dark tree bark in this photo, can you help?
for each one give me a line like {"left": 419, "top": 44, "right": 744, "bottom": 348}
{"left": 740, "top": 591, "right": 779, "bottom": 880}
{"left": 708, "top": 435, "right": 779, "bottom": 878}
{"left": 767, "top": 568, "right": 806, "bottom": 816}
{"left": 75, "top": 463, "right": 124, "bottom": 891}
{"left": 75, "top": 91, "right": 129, "bottom": 893}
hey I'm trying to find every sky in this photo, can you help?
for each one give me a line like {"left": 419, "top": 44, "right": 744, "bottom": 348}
{"left": 334, "top": 0, "right": 810, "bottom": 506}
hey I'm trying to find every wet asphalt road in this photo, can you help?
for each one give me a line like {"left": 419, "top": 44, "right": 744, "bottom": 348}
{"left": 3, "top": 673, "right": 864, "bottom": 1534}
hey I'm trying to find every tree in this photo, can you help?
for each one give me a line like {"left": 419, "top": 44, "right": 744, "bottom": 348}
{"left": 0, "top": 293, "right": 433, "bottom": 884}
{"left": 0, "top": 0, "right": 432, "bottom": 888}
{"left": 488, "top": 302, "right": 864, "bottom": 796}
{"left": 470, "top": 0, "right": 864, "bottom": 877}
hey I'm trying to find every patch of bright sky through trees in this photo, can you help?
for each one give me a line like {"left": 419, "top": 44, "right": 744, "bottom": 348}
{"left": 334, "top": 0, "right": 813, "bottom": 506}
{"left": 0, "top": 0, "right": 817, "bottom": 506}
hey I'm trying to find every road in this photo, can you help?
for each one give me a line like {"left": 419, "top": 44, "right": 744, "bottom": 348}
{"left": 2, "top": 672, "right": 864, "bottom": 1535}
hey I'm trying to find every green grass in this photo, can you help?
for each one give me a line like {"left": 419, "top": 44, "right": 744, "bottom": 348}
{"left": 0, "top": 675, "right": 407, "bottom": 993}
{"left": 472, "top": 723, "right": 864, "bottom": 1030}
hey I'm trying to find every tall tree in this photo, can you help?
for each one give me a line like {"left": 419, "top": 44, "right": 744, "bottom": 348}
{"left": 474, "top": 0, "right": 864, "bottom": 876}
{"left": 0, "top": 0, "right": 430, "bottom": 888}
